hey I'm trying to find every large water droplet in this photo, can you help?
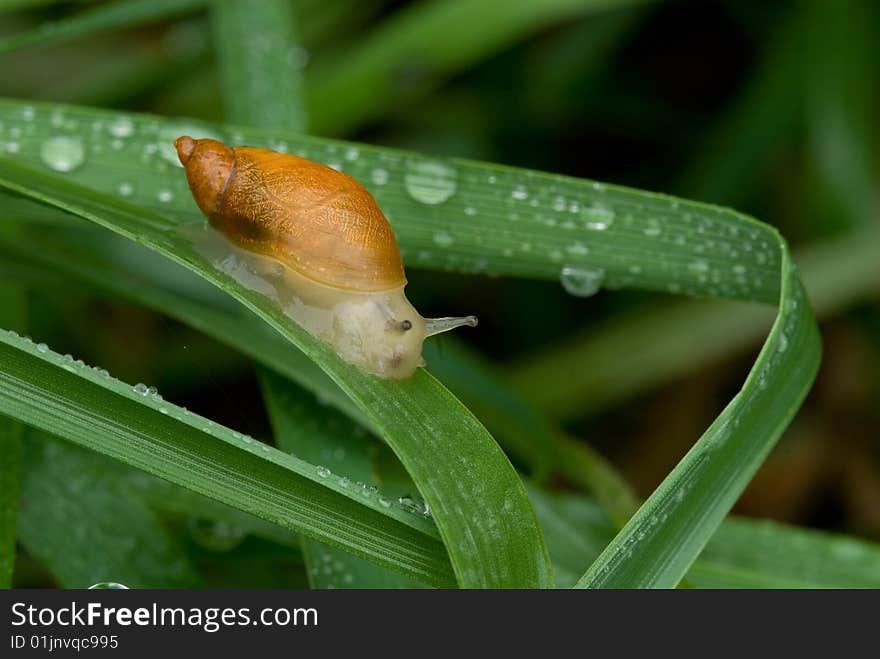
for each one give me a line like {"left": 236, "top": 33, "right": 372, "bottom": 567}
{"left": 560, "top": 265, "right": 605, "bottom": 297}
{"left": 88, "top": 582, "right": 129, "bottom": 590}
{"left": 40, "top": 136, "right": 85, "bottom": 173}
{"left": 582, "top": 204, "right": 615, "bottom": 230}
{"left": 404, "top": 159, "right": 458, "bottom": 204}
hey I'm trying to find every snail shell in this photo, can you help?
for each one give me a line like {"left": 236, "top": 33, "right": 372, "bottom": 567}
{"left": 175, "top": 136, "right": 476, "bottom": 379}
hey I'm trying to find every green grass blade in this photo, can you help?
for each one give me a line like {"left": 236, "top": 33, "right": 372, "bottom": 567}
{"left": 18, "top": 433, "right": 201, "bottom": 588}
{"left": 0, "top": 220, "right": 24, "bottom": 588}
{"left": 578, "top": 249, "right": 821, "bottom": 587}
{"left": 0, "top": 0, "right": 207, "bottom": 54}
{"left": 211, "top": 0, "right": 305, "bottom": 131}
{"left": 0, "top": 160, "right": 552, "bottom": 589}
{"left": 0, "top": 329, "right": 454, "bottom": 587}
{"left": 260, "top": 369, "right": 425, "bottom": 589}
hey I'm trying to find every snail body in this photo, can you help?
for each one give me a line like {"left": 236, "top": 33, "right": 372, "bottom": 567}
{"left": 175, "top": 136, "right": 476, "bottom": 379}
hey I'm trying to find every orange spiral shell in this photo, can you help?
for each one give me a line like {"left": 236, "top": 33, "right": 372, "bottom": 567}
{"left": 175, "top": 136, "right": 407, "bottom": 292}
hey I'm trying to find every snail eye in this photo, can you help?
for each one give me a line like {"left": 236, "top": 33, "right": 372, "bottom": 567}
{"left": 400, "top": 320, "right": 413, "bottom": 331}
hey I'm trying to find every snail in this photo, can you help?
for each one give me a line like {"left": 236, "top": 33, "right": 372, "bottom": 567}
{"left": 175, "top": 136, "right": 477, "bottom": 379}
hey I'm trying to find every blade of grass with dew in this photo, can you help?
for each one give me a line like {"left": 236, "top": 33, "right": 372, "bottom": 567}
{"left": 578, "top": 249, "right": 820, "bottom": 587}
{"left": 508, "top": 219, "right": 880, "bottom": 420}
{"left": 0, "top": 330, "right": 454, "bottom": 587}
{"left": 306, "top": 0, "right": 652, "bottom": 135}
{"left": 18, "top": 432, "right": 201, "bottom": 588}
{"left": 0, "top": 219, "right": 24, "bottom": 588}
{"left": 0, "top": 168, "right": 552, "bottom": 589}
{"left": 0, "top": 226, "right": 637, "bottom": 523}
{"left": 211, "top": 0, "right": 305, "bottom": 132}
{"left": 260, "top": 369, "right": 425, "bottom": 588}
{"left": 0, "top": 99, "right": 820, "bottom": 586}
{"left": 0, "top": 0, "right": 208, "bottom": 55}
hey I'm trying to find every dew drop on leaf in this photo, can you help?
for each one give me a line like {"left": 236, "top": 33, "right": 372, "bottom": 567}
{"left": 559, "top": 265, "right": 605, "bottom": 298}
{"left": 39, "top": 136, "right": 86, "bottom": 173}
{"left": 404, "top": 158, "right": 457, "bottom": 204}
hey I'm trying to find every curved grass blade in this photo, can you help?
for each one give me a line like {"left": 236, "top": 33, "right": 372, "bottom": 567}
{"left": 578, "top": 246, "right": 820, "bottom": 587}
{"left": 0, "top": 160, "right": 553, "bottom": 589}
{"left": 18, "top": 433, "right": 201, "bottom": 588}
{"left": 0, "top": 329, "right": 453, "bottom": 587}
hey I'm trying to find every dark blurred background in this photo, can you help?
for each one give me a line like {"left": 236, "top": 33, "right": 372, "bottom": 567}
{"left": 2, "top": 0, "right": 878, "bottom": 544}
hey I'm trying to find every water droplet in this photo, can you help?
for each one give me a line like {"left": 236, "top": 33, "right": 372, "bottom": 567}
{"left": 559, "top": 265, "right": 605, "bottom": 298}
{"left": 88, "top": 582, "right": 129, "bottom": 590}
{"left": 370, "top": 167, "right": 389, "bottom": 185}
{"left": 378, "top": 496, "right": 392, "bottom": 508}
{"left": 36, "top": 343, "right": 48, "bottom": 353}
{"left": 432, "top": 231, "right": 454, "bottom": 247}
{"left": 344, "top": 146, "right": 359, "bottom": 161}
{"left": 582, "top": 204, "right": 615, "bottom": 230}
{"left": 404, "top": 159, "right": 458, "bottom": 204}
{"left": 643, "top": 220, "right": 662, "bottom": 237}
{"left": 463, "top": 206, "right": 477, "bottom": 216}
{"left": 511, "top": 186, "right": 529, "bottom": 201}
{"left": 339, "top": 476, "right": 351, "bottom": 488}
{"left": 146, "top": 386, "right": 158, "bottom": 396}
{"left": 21, "top": 106, "right": 35, "bottom": 121}
{"left": 566, "top": 242, "right": 589, "bottom": 256}
{"left": 157, "top": 189, "right": 174, "bottom": 203}
{"left": 777, "top": 334, "right": 789, "bottom": 352}
{"left": 108, "top": 117, "right": 135, "bottom": 138}
{"left": 3, "top": 141, "right": 20, "bottom": 154}
{"left": 39, "top": 136, "right": 86, "bottom": 173}
{"left": 133, "top": 383, "right": 149, "bottom": 395}
{"left": 117, "top": 181, "right": 134, "bottom": 196}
